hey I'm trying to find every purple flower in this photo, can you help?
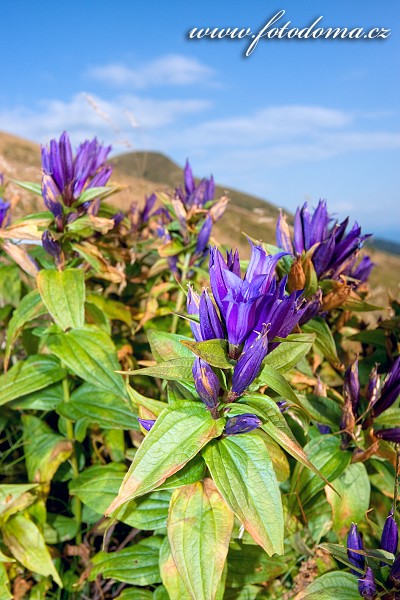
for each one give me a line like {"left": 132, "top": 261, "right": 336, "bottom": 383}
{"left": 42, "top": 231, "right": 62, "bottom": 264}
{"left": 389, "top": 554, "right": 400, "bottom": 585}
{"left": 0, "top": 198, "right": 10, "bottom": 228}
{"left": 276, "top": 200, "right": 371, "bottom": 281}
{"left": 351, "top": 256, "right": 375, "bottom": 285}
{"left": 178, "top": 160, "right": 214, "bottom": 209}
{"left": 225, "top": 414, "right": 262, "bottom": 435}
{"left": 209, "top": 244, "right": 286, "bottom": 347}
{"left": 187, "top": 286, "right": 201, "bottom": 341}
{"left": 375, "top": 428, "right": 400, "bottom": 443}
{"left": 193, "top": 357, "right": 220, "bottom": 410}
{"left": 230, "top": 324, "right": 269, "bottom": 398}
{"left": 347, "top": 523, "right": 365, "bottom": 574}
{"left": 112, "top": 211, "right": 125, "bottom": 227}
{"left": 198, "top": 290, "right": 225, "bottom": 341}
{"left": 195, "top": 215, "right": 213, "bottom": 255}
{"left": 41, "top": 131, "right": 112, "bottom": 208}
{"left": 142, "top": 193, "right": 157, "bottom": 223}
{"left": 344, "top": 357, "right": 360, "bottom": 414}
{"left": 381, "top": 507, "right": 398, "bottom": 558}
{"left": 372, "top": 357, "right": 400, "bottom": 418}
{"left": 358, "top": 567, "right": 376, "bottom": 599}
{"left": 138, "top": 418, "right": 155, "bottom": 431}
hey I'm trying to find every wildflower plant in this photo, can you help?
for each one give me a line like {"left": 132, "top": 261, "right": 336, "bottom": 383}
{"left": 0, "top": 130, "right": 398, "bottom": 599}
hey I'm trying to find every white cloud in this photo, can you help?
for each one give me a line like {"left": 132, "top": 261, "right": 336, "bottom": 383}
{"left": 88, "top": 55, "right": 216, "bottom": 89}
{"left": 0, "top": 93, "right": 211, "bottom": 149}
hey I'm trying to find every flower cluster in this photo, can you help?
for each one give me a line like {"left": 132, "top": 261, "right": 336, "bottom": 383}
{"left": 188, "top": 241, "right": 306, "bottom": 425}
{"left": 347, "top": 513, "right": 399, "bottom": 599}
{"left": 155, "top": 160, "right": 228, "bottom": 276}
{"left": 276, "top": 200, "right": 371, "bottom": 281}
{"left": 41, "top": 131, "right": 112, "bottom": 231}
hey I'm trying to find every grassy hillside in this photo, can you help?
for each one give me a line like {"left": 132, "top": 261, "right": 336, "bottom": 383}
{"left": 0, "top": 131, "right": 398, "bottom": 307}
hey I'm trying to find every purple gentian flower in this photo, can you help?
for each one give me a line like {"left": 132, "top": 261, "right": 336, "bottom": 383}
{"left": 358, "top": 567, "right": 377, "bottom": 599}
{"left": 389, "top": 554, "right": 400, "bottom": 585}
{"left": 225, "top": 414, "right": 262, "bottom": 435}
{"left": 375, "top": 428, "right": 400, "bottom": 443}
{"left": 366, "top": 364, "right": 380, "bottom": 407}
{"left": 192, "top": 357, "right": 220, "bottom": 410}
{"left": 41, "top": 131, "right": 112, "bottom": 208}
{"left": 195, "top": 215, "right": 213, "bottom": 255}
{"left": 347, "top": 523, "right": 365, "bottom": 574}
{"left": 198, "top": 290, "right": 225, "bottom": 341}
{"left": 276, "top": 200, "right": 371, "bottom": 281}
{"left": 138, "top": 418, "right": 155, "bottom": 431}
{"left": 381, "top": 507, "right": 398, "bottom": 558}
{"left": 230, "top": 324, "right": 269, "bottom": 399}
{"left": 42, "top": 230, "right": 62, "bottom": 265}
{"left": 0, "top": 198, "right": 11, "bottom": 228}
{"left": 372, "top": 357, "right": 400, "bottom": 418}
{"left": 351, "top": 256, "right": 375, "bottom": 285}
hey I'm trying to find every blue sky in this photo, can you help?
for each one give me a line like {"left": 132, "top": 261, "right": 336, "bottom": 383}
{"left": 1, "top": 0, "right": 399, "bottom": 241}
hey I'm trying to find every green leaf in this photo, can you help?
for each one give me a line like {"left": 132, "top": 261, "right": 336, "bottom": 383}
{"left": 253, "top": 431, "right": 290, "bottom": 482}
{"left": 69, "top": 463, "right": 127, "bottom": 516}
{"left": 159, "top": 537, "right": 191, "bottom": 600}
{"left": 106, "top": 402, "right": 225, "bottom": 513}
{"left": 87, "top": 294, "right": 132, "bottom": 326}
{"left": 43, "top": 513, "right": 80, "bottom": 544}
{"left": 203, "top": 435, "right": 284, "bottom": 555}
{"left": 115, "top": 589, "right": 154, "bottom": 600}
{"left": 122, "top": 490, "right": 172, "bottom": 530}
{"left": 0, "top": 264, "right": 21, "bottom": 307}
{"left": 340, "top": 296, "right": 381, "bottom": 312}
{"left": 0, "top": 355, "right": 66, "bottom": 406}
{"left": 302, "top": 318, "right": 339, "bottom": 365}
{"left": 0, "top": 484, "right": 38, "bottom": 522}
{"left": 75, "top": 185, "right": 119, "bottom": 206}
{"left": 57, "top": 382, "right": 138, "bottom": 430}
{"left": 223, "top": 586, "right": 262, "bottom": 600}
{"left": 157, "top": 455, "right": 207, "bottom": 490}
{"left": 2, "top": 513, "right": 62, "bottom": 587}
{"left": 37, "top": 268, "right": 85, "bottom": 330}
{"left": 295, "top": 571, "right": 361, "bottom": 599}
{"left": 168, "top": 479, "right": 234, "bottom": 600}
{"left": 147, "top": 329, "right": 194, "bottom": 363}
{"left": 46, "top": 326, "right": 127, "bottom": 398}
{"left": 240, "top": 395, "right": 333, "bottom": 488}
{"left": 264, "top": 333, "right": 315, "bottom": 373}
{"left": 226, "top": 542, "right": 287, "bottom": 587}
{"left": 0, "top": 564, "right": 12, "bottom": 600}
{"left": 12, "top": 180, "right": 42, "bottom": 196}
{"left": 256, "top": 364, "right": 302, "bottom": 407}
{"left": 127, "top": 385, "right": 167, "bottom": 417}
{"left": 320, "top": 542, "right": 394, "bottom": 570}
{"left": 325, "top": 463, "right": 371, "bottom": 539}
{"left": 9, "top": 383, "right": 63, "bottom": 411}
{"left": 181, "top": 339, "right": 233, "bottom": 369}
{"left": 4, "top": 289, "right": 46, "bottom": 368}
{"left": 373, "top": 407, "right": 400, "bottom": 428}
{"left": 123, "top": 358, "right": 195, "bottom": 382}
{"left": 89, "top": 536, "right": 162, "bottom": 586}
{"left": 299, "top": 394, "right": 342, "bottom": 429}
{"left": 22, "top": 415, "right": 73, "bottom": 484}
{"left": 289, "top": 436, "right": 351, "bottom": 511}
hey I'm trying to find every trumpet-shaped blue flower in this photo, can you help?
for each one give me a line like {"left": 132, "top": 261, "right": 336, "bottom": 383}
{"left": 358, "top": 567, "right": 376, "bottom": 599}
{"left": 347, "top": 523, "right": 365, "bottom": 574}
{"left": 344, "top": 357, "right": 360, "bottom": 414}
{"left": 192, "top": 357, "right": 220, "bottom": 410}
{"left": 225, "top": 414, "right": 262, "bottom": 435}
{"left": 372, "top": 357, "right": 400, "bottom": 418}
{"left": 41, "top": 131, "right": 112, "bottom": 209}
{"left": 381, "top": 508, "right": 398, "bottom": 557}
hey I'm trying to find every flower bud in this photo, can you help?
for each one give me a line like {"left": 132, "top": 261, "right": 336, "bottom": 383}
{"left": 230, "top": 324, "right": 269, "bottom": 398}
{"left": 192, "top": 357, "right": 220, "bottom": 410}
{"left": 358, "top": 567, "right": 376, "bottom": 599}
{"left": 389, "top": 554, "right": 400, "bottom": 586}
{"left": 225, "top": 414, "right": 262, "bottom": 435}
{"left": 288, "top": 256, "right": 306, "bottom": 293}
{"left": 0, "top": 198, "right": 10, "bottom": 228}
{"left": 199, "top": 290, "right": 224, "bottom": 341}
{"left": 381, "top": 507, "right": 398, "bottom": 558}
{"left": 366, "top": 364, "right": 380, "bottom": 407}
{"left": 276, "top": 209, "right": 293, "bottom": 254}
{"left": 42, "top": 231, "right": 63, "bottom": 267}
{"left": 344, "top": 357, "right": 360, "bottom": 414}
{"left": 372, "top": 357, "right": 400, "bottom": 418}
{"left": 321, "top": 280, "right": 351, "bottom": 311}
{"left": 195, "top": 215, "right": 212, "bottom": 255}
{"left": 347, "top": 523, "right": 365, "bottom": 574}
{"left": 138, "top": 418, "right": 155, "bottom": 431}
{"left": 375, "top": 428, "right": 400, "bottom": 444}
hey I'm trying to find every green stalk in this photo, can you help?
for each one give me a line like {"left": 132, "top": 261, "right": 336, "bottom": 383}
{"left": 63, "top": 377, "right": 82, "bottom": 544}
{"left": 170, "top": 251, "right": 192, "bottom": 334}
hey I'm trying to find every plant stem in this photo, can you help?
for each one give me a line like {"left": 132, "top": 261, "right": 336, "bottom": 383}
{"left": 63, "top": 377, "right": 82, "bottom": 545}
{"left": 170, "top": 251, "right": 191, "bottom": 334}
